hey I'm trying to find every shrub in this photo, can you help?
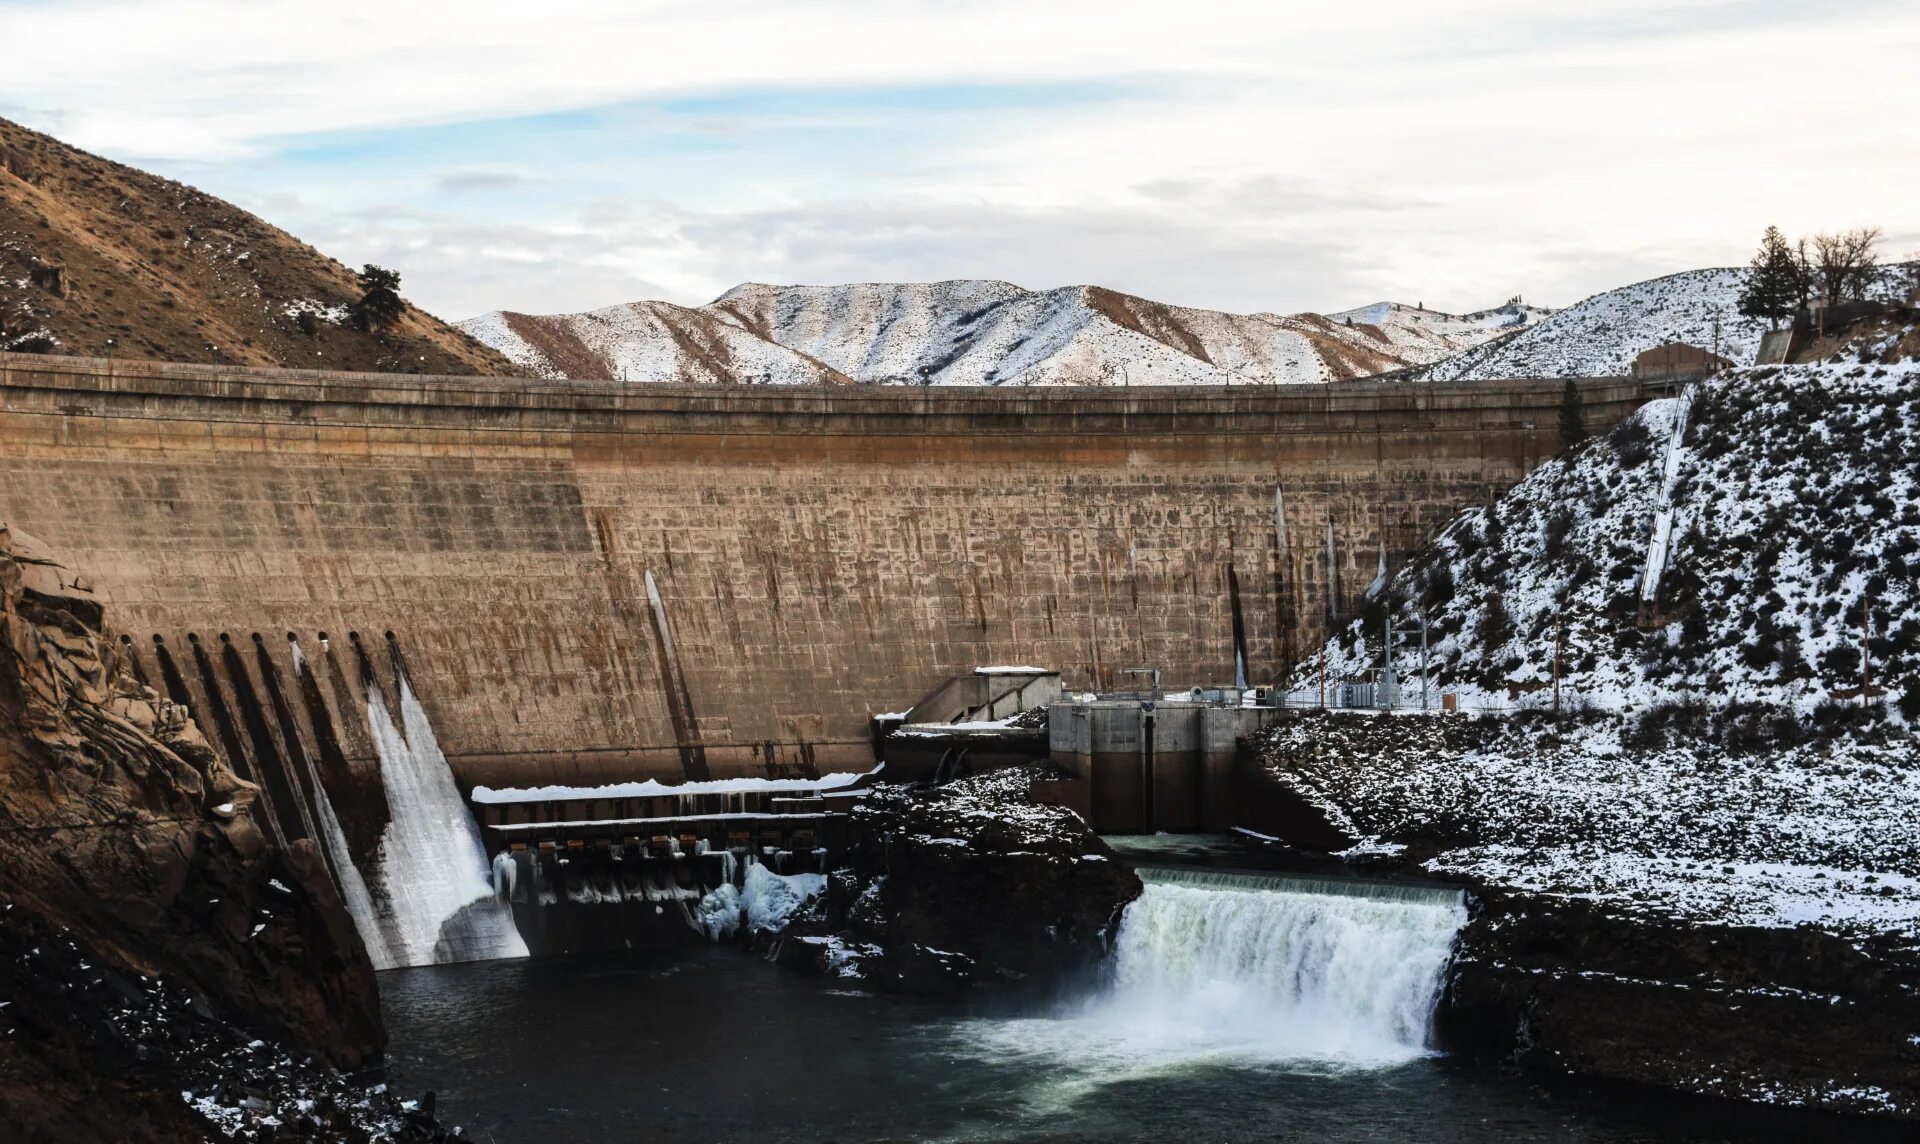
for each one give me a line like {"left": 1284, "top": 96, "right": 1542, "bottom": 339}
{"left": 1543, "top": 509, "right": 1575, "bottom": 560}
{"left": 353, "top": 264, "right": 406, "bottom": 330}
{"left": 1610, "top": 416, "right": 1656, "bottom": 468}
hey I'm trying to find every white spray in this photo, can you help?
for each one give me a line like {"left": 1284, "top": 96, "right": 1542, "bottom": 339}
{"left": 1094, "top": 869, "right": 1466, "bottom": 1063}
{"left": 364, "top": 679, "right": 527, "bottom": 966}
{"left": 957, "top": 867, "right": 1467, "bottom": 1081}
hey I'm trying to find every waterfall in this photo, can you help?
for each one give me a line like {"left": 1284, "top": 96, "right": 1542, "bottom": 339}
{"left": 1096, "top": 868, "right": 1466, "bottom": 1063}
{"left": 362, "top": 679, "right": 527, "bottom": 967}
{"left": 956, "top": 867, "right": 1465, "bottom": 1075}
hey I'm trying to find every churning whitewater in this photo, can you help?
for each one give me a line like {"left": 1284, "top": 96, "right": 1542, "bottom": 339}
{"left": 1103, "top": 869, "right": 1468, "bottom": 1061}
{"left": 959, "top": 868, "right": 1466, "bottom": 1077}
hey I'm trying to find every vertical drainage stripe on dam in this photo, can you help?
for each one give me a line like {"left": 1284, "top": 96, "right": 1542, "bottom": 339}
{"left": 184, "top": 633, "right": 284, "bottom": 845}
{"left": 644, "top": 569, "right": 711, "bottom": 782}
{"left": 251, "top": 632, "right": 339, "bottom": 887}
{"left": 220, "top": 632, "right": 313, "bottom": 846}
{"left": 304, "top": 632, "right": 393, "bottom": 869}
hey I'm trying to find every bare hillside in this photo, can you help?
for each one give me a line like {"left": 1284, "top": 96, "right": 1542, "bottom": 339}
{"left": 0, "top": 117, "right": 512, "bottom": 374}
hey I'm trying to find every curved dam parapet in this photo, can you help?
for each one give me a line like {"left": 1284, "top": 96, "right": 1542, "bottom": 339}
{"left": 0, "top": 351, "right": 1653, "bottom": 788}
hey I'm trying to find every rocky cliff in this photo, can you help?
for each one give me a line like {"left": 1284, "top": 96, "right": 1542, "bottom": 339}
{"left": 0, "top": 523, "right": 441, "bottom": 1140}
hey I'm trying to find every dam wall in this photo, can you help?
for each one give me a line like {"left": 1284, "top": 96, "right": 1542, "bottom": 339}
{"left": 0, "top": 352, "right": 1650, "bottom": 785}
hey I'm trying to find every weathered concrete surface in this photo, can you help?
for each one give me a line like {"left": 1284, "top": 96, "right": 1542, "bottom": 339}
{"left": 0, "top": 352, "right": 1651, "bottom": 785}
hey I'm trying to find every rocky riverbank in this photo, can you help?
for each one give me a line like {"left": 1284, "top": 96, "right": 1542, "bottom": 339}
{"left": 1247, "top": 710, "right": 1920, "bottom": 1119}
{"left": 0, "top": 523, "right": 448, "bottom": 1140}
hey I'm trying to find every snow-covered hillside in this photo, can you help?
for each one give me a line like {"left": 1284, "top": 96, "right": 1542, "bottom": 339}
{"left": 1421, "top": 268, "right": 1765, "bottom": 381}
{"left": 1277, "top": 335, "right": 1920, "bottom": 938}
{"left": 461, "top": 281, "right": 1538, "bottom": 386}
{"left": 1423, "top": 265, "right": 1917, "bottom": 381}
{"left": 1323, "top": 352, "right": 1920, "bottom": 718}
{"left": 1327, "top": 298, "right": 1547, "bottom": 365}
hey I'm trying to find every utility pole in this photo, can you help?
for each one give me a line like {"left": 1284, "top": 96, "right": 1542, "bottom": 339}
{"left": 1552, "top": 607, "right": 1564, "bottom": 715}
{"left": 1318, "top": 644, "right": 1326, "bottom": 709}
{"left": 1861, "top": 592, "right": 1872, "bottom": 709}
{"left": 1382, "top": 611, "right": 1396, "bottom": 711}
{"left": 1419, "top": 611, "right": 1430, "bottom": 711}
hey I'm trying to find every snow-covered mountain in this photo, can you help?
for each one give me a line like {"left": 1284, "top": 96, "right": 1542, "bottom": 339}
{"left": 1418, "top": 268, "right": 1765, "bottom": 382}
{"left": 1326, "top": 298, "right": 1548, "bottom": 364}
{"left": 459, "top": 301, "right": 849, "bottom": 386}
{"left": 461, "top": 281, "right": 1542, "bottom": 386}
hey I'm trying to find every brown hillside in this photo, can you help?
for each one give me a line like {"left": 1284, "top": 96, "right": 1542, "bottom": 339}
{"left": 0, "top": 117, "right": 514, "bottom": 374}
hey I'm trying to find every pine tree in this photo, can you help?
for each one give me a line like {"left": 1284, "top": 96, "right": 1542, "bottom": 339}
{"left": 1559, "top": 377, "right": 1587, "bottom": 449}
{"left": 1737, "top": 226, "right": 1801, "bottom": 328}
{"left": 354, "top": 264, "right": 406, "bottom": 331}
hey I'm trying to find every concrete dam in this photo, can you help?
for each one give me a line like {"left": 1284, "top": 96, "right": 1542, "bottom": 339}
{"left": 0, "top": 351, "right": 1650, "bottom": 796}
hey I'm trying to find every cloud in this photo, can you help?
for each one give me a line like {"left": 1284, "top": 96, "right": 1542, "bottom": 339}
{"left": 434, "top": 168, "right": 536, "bottom": 194}
{"left": 273, "top": 193, "right": 1380, "bottom": 322}
{"left": 3, "top": 0, "right": 1915, "bottom": 317}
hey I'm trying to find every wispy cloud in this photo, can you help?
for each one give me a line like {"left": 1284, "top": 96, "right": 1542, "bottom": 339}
{"left": 435, "top": 168, "right": 536, "bottom": 194}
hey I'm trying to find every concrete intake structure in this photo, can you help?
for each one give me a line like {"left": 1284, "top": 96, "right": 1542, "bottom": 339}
{"left": 0, "top": 352, "right": 1651, "bottom": 787}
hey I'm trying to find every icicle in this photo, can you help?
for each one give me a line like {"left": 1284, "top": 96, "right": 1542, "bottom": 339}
{"left": 491, "top": 852, "right": 518, "bottom": 905}
{"left": 1364, "top": 537, "right": 1389, "bottom": 601}
{"left": 312, "top": 778, "right": 399, "bottom": 970}
{"left": 1324, "top": 521, "right": 1341, "bottom": 620}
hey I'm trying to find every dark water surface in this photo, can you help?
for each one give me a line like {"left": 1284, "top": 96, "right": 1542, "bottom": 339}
{"left": 379, "top": 950, "right": 1883, "bottom": 1144}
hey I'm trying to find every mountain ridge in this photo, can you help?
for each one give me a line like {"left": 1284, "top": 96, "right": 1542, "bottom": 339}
{"left": 462, "top": 280, "right": 1547, "bottom": 386}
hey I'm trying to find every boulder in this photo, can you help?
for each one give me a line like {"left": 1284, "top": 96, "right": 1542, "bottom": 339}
{"left": 1442, "top": 889, "right": 1920, "bottom": 1118}
{"left": 781, "top": 766, "right": 1141, "bottom": 994}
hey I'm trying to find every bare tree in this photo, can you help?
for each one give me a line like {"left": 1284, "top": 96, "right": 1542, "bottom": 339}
{"left": 1808, "top": 226, "right": 1881, "bottom": 305}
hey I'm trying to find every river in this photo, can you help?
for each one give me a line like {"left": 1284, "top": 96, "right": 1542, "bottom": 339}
{"left": 379, "top": 864, "right": 1881, "bottom": 1142}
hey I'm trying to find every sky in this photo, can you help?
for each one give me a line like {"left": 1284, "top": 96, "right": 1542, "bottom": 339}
{"left": 2, "top": 0, "right": 1916, "bottom": 322}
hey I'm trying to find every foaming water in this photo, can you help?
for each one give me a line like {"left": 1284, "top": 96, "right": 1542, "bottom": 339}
{"left": 951, "top": 867, "right": 1467, "bottom": 1093}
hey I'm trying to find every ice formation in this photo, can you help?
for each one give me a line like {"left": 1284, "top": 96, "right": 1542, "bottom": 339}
{"left": 311, "top": 777, "right": 399, "bottom": 970}
{"left": 698, "top": 862, "right": 826, "bottom": 941}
